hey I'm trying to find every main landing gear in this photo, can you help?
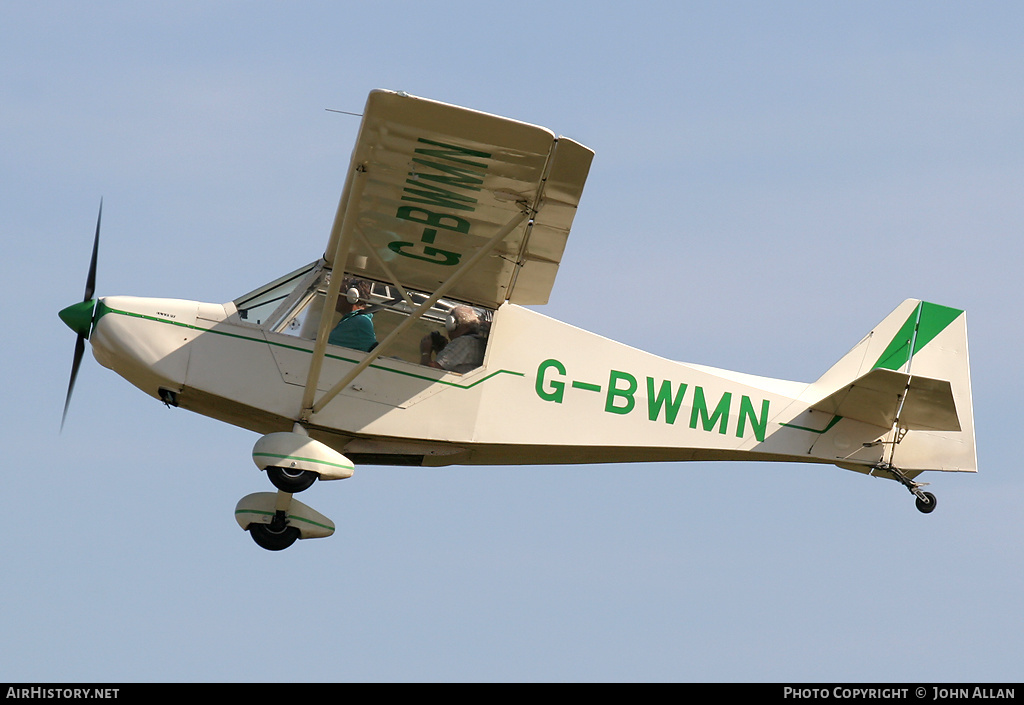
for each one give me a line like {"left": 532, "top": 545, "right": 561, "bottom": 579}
{"left": 266, "top": 466, "right": 318, "bottom": 494}
{"left": 235, "top": 487, "right": 336, "bottom": 551}
{"left": 235, "top": 430, "right": 354, "bottom": 551}
{"left": 873, "top": 462, "right": 938, "bottom": 514}
{"left": 249, "top": 511, "right": 301, "bottom": 551}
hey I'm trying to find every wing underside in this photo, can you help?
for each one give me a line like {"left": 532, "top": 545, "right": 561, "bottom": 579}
{"left": 324, "top": 90, "right": 594, "bottom": 309}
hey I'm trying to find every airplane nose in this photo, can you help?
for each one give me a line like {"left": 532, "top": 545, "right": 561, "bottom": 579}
{"left": 59, "top": 299, "right": 97, "bottom": 338}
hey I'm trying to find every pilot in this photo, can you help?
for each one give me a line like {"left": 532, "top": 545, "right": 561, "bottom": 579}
{"left": 328, "top": 278, "right": 376, "bottom": 352}
{"left": 419, "top": 305, "right": 487, "bottom": 373}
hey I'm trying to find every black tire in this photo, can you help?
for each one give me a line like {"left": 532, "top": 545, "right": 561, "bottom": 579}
{"left": 267, "top": 466, "right": 318, "bottom": 493}
{"left": 915, "top": 491, "right": 938, "bottom": 514}
{"left": 248, "top": 522, "right": 300, "bottom": 551}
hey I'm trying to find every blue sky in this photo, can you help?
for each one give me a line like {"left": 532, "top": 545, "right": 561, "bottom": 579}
{"left": 3, "top": 1, "right": 1023, "bottom": 682}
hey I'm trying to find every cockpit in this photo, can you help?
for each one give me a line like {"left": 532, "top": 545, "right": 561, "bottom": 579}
{"left": 230, "top": 261, "right": 492, "bottom": 373}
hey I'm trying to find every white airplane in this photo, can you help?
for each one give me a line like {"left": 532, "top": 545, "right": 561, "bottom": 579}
{"left": 60, "top": 90, "right": 976, "bottom": 550}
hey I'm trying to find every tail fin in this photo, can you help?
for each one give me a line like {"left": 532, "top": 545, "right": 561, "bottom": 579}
{"left": 808, "top": 300, "right": 976, "bottom": 473}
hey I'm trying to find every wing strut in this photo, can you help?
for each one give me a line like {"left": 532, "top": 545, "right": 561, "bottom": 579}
{"left": 302, "top": 205, "right": 532, "bottom": 421}
{"left": 299, "top": 165, "right": 369, "bottom": 416}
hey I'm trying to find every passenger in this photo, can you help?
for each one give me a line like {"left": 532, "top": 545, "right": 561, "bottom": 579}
{"left": 419, "top": 305, "right": 487, "bottom": 373}
{"left": 328, "top": 278, "right": 376, "bottom": 352}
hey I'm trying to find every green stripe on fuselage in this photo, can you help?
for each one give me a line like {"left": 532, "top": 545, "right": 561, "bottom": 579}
{"left": 98, "top": 305, "right": 524, "bottom": 390}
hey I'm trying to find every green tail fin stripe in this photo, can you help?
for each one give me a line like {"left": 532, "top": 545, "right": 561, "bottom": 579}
{"left": 873, "top": 301, "right": 963, "bottom": 371}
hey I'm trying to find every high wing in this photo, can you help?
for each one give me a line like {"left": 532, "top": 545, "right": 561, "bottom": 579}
{"left": 323, "top": 89, "right": 594, "bottom": 308}
{"left": 299, "top": 90, "right": 593, "bottom": 420}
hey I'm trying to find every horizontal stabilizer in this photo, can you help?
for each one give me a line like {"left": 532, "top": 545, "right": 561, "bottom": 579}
{"left": 810, "top": 368, "right": 960, "bottom": 432}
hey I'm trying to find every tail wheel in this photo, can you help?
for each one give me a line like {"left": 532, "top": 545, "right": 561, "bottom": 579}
{"left": 874, "top": 463, "right": 939, "bottom": 515}
{"left": 267, "top": 466, "right": 318, "bottom": 493}
{"left": 248, "top": 522, "right": 300, "bottom": 551}
{"left": 915, "top": 491, "right": 938, "bottom": 514}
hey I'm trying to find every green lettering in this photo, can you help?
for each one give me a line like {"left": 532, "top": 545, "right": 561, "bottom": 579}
{"left": 395, "top": 206, "right": 471, "bottom": 233}
{"left": 605, "top": 370, "right": 637, "bottom": 415}
{"left": 402, "top": 181, "right": 479, "bottom": 211}
{"left": 411, "top": 158, "right": 485, "bottom": 191}
{"left": 737, "top": 396, "right": 770, "bottom": 442}
{"left": 387, "top": 241, "right": 461, "bottom": 266}
{"left": 536, "top": 359, "right": 566, "bottom": 403}
{"left": 689, "top": 387, "right": 732, "bottom": 435}
{"left": 414, "top": 138, "right": 491, "bottom": 169}
{"left": 646, "top": 378, "right": 688, "bottom": 424}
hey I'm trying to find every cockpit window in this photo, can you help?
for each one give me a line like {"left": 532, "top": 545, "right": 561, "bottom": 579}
{"left": 260, "top": 266, "right": 492, "bottom": 372}
{"left": 233, "top": 262, "right": 318, "bottom": 328}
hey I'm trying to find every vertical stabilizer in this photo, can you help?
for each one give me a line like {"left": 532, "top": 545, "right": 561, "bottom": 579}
{"left": 809, "top": 300, "right": 976, "bottom": 473}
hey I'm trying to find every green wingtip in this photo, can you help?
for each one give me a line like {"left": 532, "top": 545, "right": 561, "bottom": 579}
{"left": 59, "top": 299, "right": 97, "bottom": 338}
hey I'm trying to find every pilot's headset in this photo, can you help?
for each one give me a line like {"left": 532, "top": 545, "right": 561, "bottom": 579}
{"left": 445, "top": 307, "right": 479, "bottom": 334}
{"left": 344, "top": 279, "right": 370, "bottom": 306}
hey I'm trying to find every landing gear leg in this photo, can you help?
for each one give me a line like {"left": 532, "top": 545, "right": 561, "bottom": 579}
{"left": 873, "top": 462, "right": 937, "bottom": 514}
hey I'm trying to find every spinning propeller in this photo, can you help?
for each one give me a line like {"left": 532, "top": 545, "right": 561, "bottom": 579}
{"left": 58, "top": 200, "right": 102, "bottom": 430}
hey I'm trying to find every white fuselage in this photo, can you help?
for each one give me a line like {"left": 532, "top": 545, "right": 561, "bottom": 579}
{"left": 89, "top": 294, "right": 908, "bottom": 473}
